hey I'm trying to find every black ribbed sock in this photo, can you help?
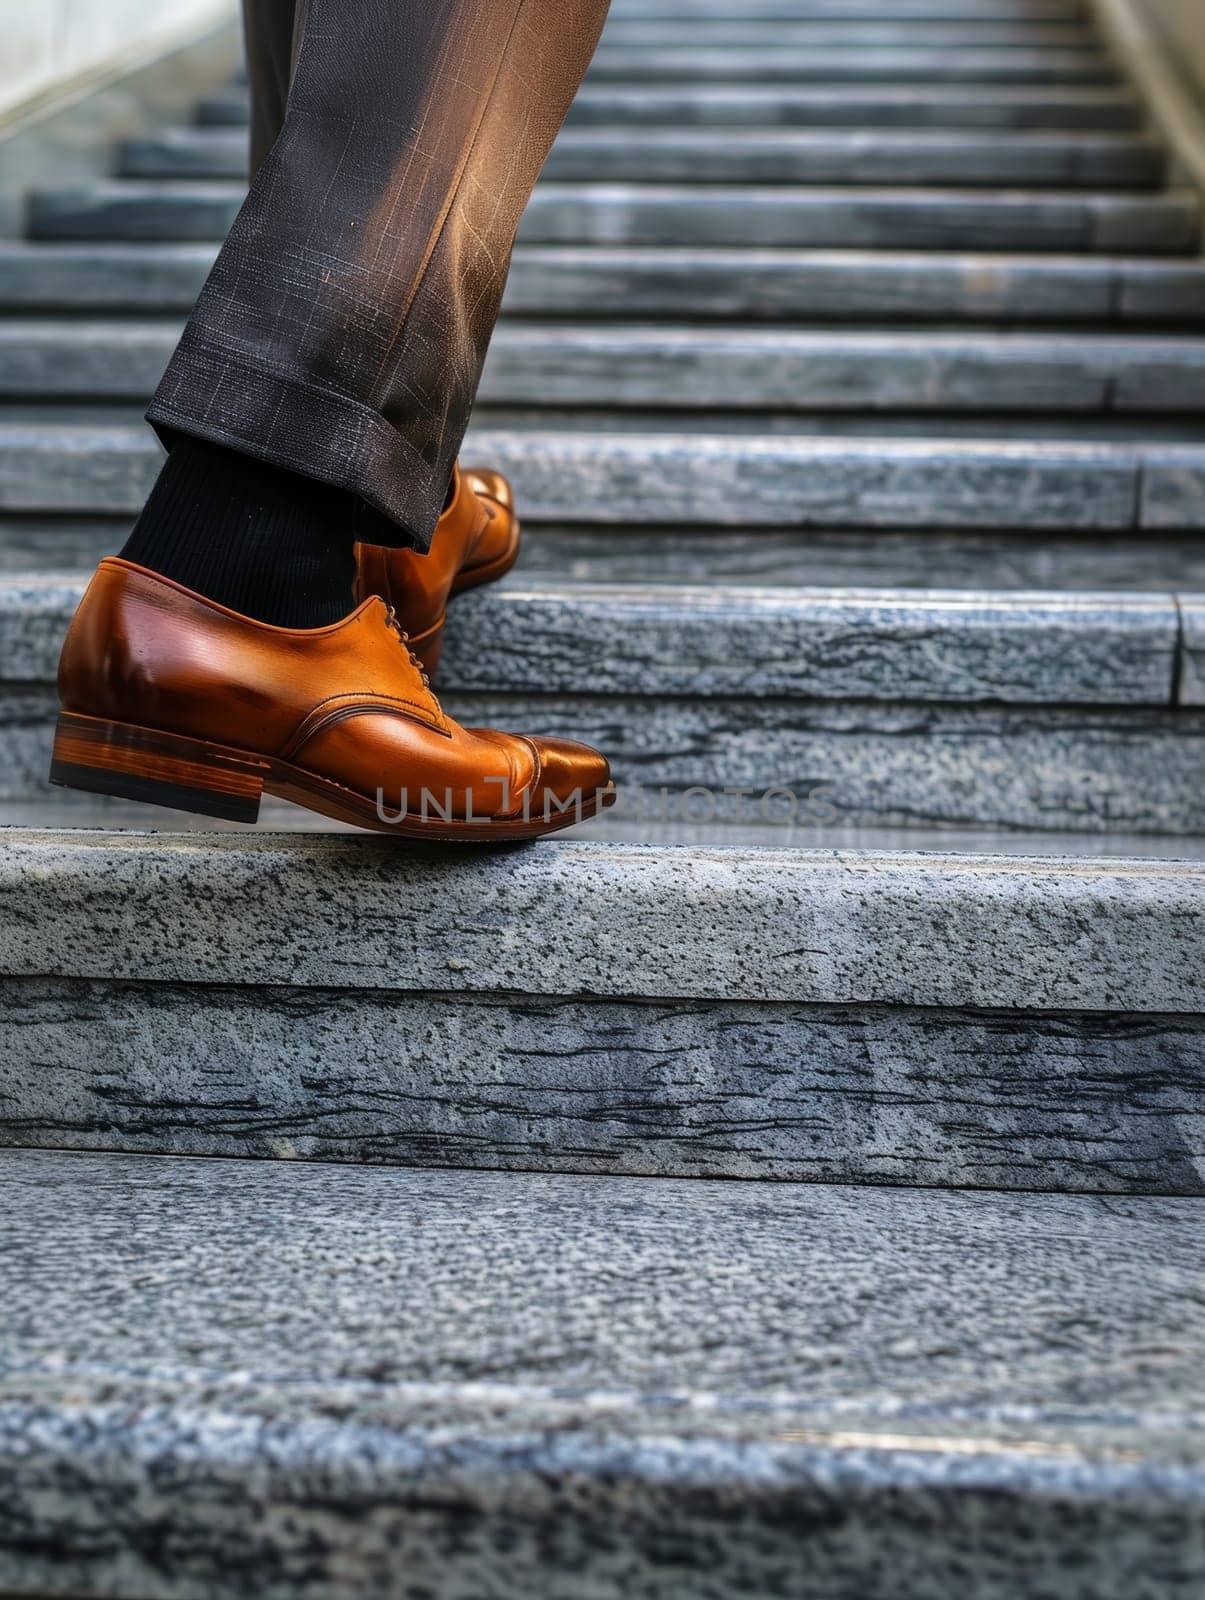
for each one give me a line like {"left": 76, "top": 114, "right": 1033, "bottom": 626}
{"left": 120, "top": 438, "right": 358, "bottom": 627}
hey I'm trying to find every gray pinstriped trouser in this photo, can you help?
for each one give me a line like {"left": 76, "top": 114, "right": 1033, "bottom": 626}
{"left": 146, "top": 0, "right": 611, "bottom": 549}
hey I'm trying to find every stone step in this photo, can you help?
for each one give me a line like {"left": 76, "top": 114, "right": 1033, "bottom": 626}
{"left": 26, "top": 180, "right": 1201, "bottom": 253}
{"left": 199, "top": 81, "right": 1145, "bottom": 129}
{"left": 605, "top": 0, "right": 1091, "bottom": 15}
{"left": 4, "top": 572, "right": 1186, "bottom": 706}
{"left": 8, "top": 830, "right": 1198, "bottom": 1010}
{"left": 16, "top": 401, "right": 1205, "bottom": 442}
{"left": 4, "top": 572, "right": 1201, "bottom": 837}
{"left": 597, "top": 18, "right": 1098, "bottom": 45}
{"left": 7, "top": 320, "right": 1205, "bottom": 412}
{"left": 12, "top": 790, "right": 1205, "bottom": 857}
{"left": 211, "top": 79, "right": 1146, "bottom": 132}
{"left": 584, "top": 46, "right": 1119, "bottom": 82}
{"left": 118, "top": 125, "right": 1167, "bottom": 188}
{"left": 7, "top": 513, "right": 1205, "bottom": 592}
{"left": 2, "top": 241, "right": 1202, "bottom": 323}
{"left": 564, "top": 81, "right": 1148, "bottom": 128}
{"left": 3, "top": 423, "right": 1203, "bottom": 528}
{"left": 0, "top": 828, "right": 1202, "bottom": 1184}
{"left": 2, "top": 1154, "right": 1203, "bottom": 1600}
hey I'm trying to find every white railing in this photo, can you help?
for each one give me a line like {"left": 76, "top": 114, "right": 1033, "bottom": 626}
{"left": 0, "top": 0, "right": 235, "bottom": 125}
{"left": 1092, "top": 0, "right": 1205, "bottom": 195}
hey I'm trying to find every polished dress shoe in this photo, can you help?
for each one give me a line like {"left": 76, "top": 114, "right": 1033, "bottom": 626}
{"left": 51, "top": 559, "right": 613, "bottom": 840}
{"left": 354, "top": 462, "right": 520, "bottom": 676}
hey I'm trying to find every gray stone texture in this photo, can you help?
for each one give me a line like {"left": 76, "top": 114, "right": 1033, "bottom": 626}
{"left": 19, "top": 421, "right": 1205, "bottom": 532}
{"left": 12, "top": 424, "right": 1205, "bottom": 530}
{"left": 9, "top": 321, "right": 1205, "bottom": 413}
{"left": 3, "top": 244, "right": 1203, "bottom": 324}
{"left": 608, "top": 0, "right": 1090, "bottom": 15}
{"left": 4, "top": 517, "right": 1205, "bottom": 595}
{"left": 439, "top": 584, "right": 1181, "bottom": 704}
{"left": 3, "top": 977, "right": 1202, "bottom": 1192}
{"left": 201, "top": 80, "right": 1146, "bottom": 130}
{"left": 0, "top": 1150, "right": 1203, "bottom": 1599}
{"left": 1180, "top": 595, "right": 1205, "bottom": 705}
{"left": 8, "top": 680, "right": 1205, "bottom": 832}
{"left": 487, "top": 523, "right": 1205, "bottom": 593}
{"left": 606, "top": 0, "right": 1089, "bottom": 13}
{"left": 584, "top": 45, "right": 1120, "bottom": 82}
{"left": 1, "top": 830, "right": 1202, "bottom": 1013}
{"left": 25, "top": 180, "right": 1202, "bottom": 253}
{"left": 597, "top": 19, "right": 1099, "bottom": 46}
{"left": 0, "top": 572, "right": 1182, "bottom": 704}
{"left": 1144, "top": 450, "right": 1205, "bottom": 530}
{"left": 117, "top": 125, "right": 1166, "bottom": 188}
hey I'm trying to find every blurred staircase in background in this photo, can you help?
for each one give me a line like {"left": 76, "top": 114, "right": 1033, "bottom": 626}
{"left": 0, "top": 0, "right": 1203, "bottom": 1595}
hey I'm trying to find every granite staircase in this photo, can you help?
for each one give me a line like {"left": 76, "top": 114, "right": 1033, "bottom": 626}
{"left": 1, "top": 1, "right": 1204, "bottom": 1595}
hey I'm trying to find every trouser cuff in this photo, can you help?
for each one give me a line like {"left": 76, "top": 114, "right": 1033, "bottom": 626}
{"left": 146, "top": 330, "right": 442, "bottom": 551}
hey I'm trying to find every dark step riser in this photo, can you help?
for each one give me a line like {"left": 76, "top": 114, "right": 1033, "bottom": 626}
{"left": 3, "top": 245, "right": 1203, "bottom": 322}
{"left": 596, "top": 21, "right": 1100, "bottom": 44}
{"left": 583, "top": 47, "right": 1119, "bottom": 81}
{"left": 4, "top": 687, "right": 1203, "bottom": 834}
{"left": 27, "top": 186, "right": 1201, "bottom": 254}
{"left": 197, "top": 86, "right": 1145, "bottom": 129}
{"left": 607, "top": 0, "right": 1095, "bottom": 15}
{"left": 120, "top": 129, "right": 1167, "bottom": 188}
{"left": 5, "top": 975, "right": 1203, "bottom": 1193}
{"left": 5, "top": 571, "right": 1185, "bottom": 704}
{"left": 7, "top": 325, "right": 1205, "bottom": 413}
{"left": 5, "top": 429, "right": 1205, "bottom": 531}
{"left": 6, "top": 518, "right": 1205, "bottom": 592}
{"left": 604, "top": 0, "right": 1093, "bottom": 15}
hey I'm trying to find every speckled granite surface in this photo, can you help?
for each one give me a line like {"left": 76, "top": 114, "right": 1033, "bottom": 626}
{"left": 1, "top": 1152, "right": 1204, "bottom": 1599}
{"left": 3, "top": 978, "right": 1202, "bottom": 1193}
{"left": 0, "top": 572, "right": 1185, "bottom": 703}
{"left": 8, "top": 651, "right": 1205, "bottom": 837}
{"left": 1, "top": 831, "right": 1203, "bottom": 1012}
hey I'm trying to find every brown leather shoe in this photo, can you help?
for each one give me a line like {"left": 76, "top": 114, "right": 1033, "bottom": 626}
{"left": 354, "top": 462, "right": 520, "bottom": 677}
{"left": 51, "top": 558, "right": 613, "bottom": 840}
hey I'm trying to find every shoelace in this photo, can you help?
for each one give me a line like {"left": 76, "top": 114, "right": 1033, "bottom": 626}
{"left": 384, "top": 603, "right": 435, "bottom": 694}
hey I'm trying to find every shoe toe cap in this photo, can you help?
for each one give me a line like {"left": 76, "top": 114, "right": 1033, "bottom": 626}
{"left": 529, "top": 735, "right": 611, "bottom": 810}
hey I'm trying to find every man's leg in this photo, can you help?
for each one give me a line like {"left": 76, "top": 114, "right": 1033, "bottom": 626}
{"left": 243, "top": 0, "right": 300, "bottom": 180}
{"left": 145, "top": 0, "right": 612, "bottom": 553}
{"left": 56, "top": 0, "right": 615, "bottom": 838}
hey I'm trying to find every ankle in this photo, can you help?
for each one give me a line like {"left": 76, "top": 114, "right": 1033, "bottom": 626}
{"left": 120, "top": 437, "right": 357, "bottom": 628}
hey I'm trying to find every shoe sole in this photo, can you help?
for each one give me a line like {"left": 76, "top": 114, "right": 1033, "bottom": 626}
{"left": 49, "top": 709, "right": 615, "bottom": 842}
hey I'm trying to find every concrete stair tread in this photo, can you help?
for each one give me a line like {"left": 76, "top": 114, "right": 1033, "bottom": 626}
{"left": 563, "top": 82, "right": 1144, "bottom": 127}
{"left": 24, "top": 181, "right": 1202, "bottom": 255}
{"left": 118, "top": 124, "right": 1167, "bottom": 187}
{"left": 7, "top": 790, "right": 1205, "bottom": 858}
{"left": 6, "top": 318, "right": 1205, "bottom": 412}
{"left": 593, "top": 20, "right": 1101, "bottom": 45}
{"left": 1, "top": 826, "right": 1202, "bottom": 1187}
{"left": 606, "top": 0, "right": 1094, "bottom": 14}
{"left": 3, "top": 569, "right": 1192, "bottom": 706}
{"left": 4, "top": 422, "right": 1204, "bottom": 531}
{"left": 6, "top": 514, "right": 1205, "bottom": 592}
{"left": 3, "top": 824, "right": 1202, "bottom": 1009}
{"left": 1, "top": 1150, "right": 1202, "bottom": 1595}
{"left": 583, "top": 45, "right": 1117, "bottom": 80}
{"left": 1, "top": 241, "right": 1203, "bottom": 322}
{"left": 197, "top": 81, "right": 1148, "bottom": 130}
